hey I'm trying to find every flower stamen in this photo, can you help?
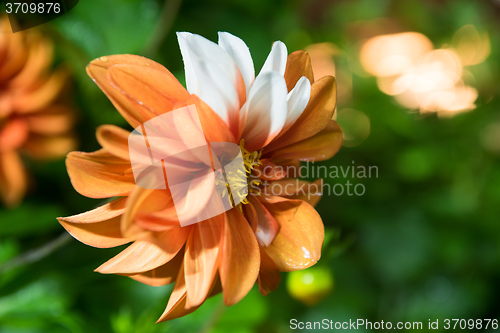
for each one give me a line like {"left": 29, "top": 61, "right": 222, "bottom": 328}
{"left": 214, "top": 139, "right": 263, "bottom": 211}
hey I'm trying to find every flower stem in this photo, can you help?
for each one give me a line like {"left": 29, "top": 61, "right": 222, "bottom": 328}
{"left": 0, "top": 232, "right": 72, "bottom": 274}
{"left": 142, "top": 0, "right": 184, "bottom": 58}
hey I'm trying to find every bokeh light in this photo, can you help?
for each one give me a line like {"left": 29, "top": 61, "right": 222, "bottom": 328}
{"left": 360, "top": 26, "right": 490, "bottom": 117}
{"left": 336, "top": 108, "right": 371, "bottom": 147}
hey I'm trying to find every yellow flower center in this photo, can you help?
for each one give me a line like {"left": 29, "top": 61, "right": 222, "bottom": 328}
{"left": 215, "top": 139, "right": 263, "bottom": 211}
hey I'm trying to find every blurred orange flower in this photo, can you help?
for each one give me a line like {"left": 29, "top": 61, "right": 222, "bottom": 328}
{"left": 58, "top": 32, "right": 342, "bottom": 321}
{"left": 0, "top": 18, "right": 76, "bottom": 207}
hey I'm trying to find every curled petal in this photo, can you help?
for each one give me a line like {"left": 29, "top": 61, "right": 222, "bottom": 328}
{"left": 265, "top": 76, "right": 337, "bottom": 152}
{"left": 125, "top": 248, "right": 184, "bottom": 286}
{"left": 274, "top": 159, "right": 301, "bottom": 178}
{"left": 184, "top": 215, "right": 223, "bottom": 307}
{"left": 120, "top": 187, "right": 191, "bottom": 256}
{"left": 263, "top": 179, "right": 324, "bottom": 207}
{"left": 218, "top": 32, "right": 255, "bottom": 93}
{"left": 86, "top": 55, "right": 176, "bottom": 127}
{"left": 57, "top": 198, "right": 129, "bottom": 247}
{"left": 187, "top": 58, "right": 240, "bottom": 130}
{"left": 258, "top": 161, "right": 287, "bottom": 181}
{"left": 177, "top": 32, "right": 244, "bottom": 130}
{"left": 59, "top": 197, "right": 127, "bottom": 222}
{"left": 95, "top": 241, "right": 174, "bottom": 274}
{"left": 248, "top": 196, "right": 280, "bottom": 247}
{"left": 156, "top": 261, "right": 197, "bottom": 322}
{"left": 240, "top": 71, "right": 288, "bottom": 151}
{"left": 121, "top": 187, "right": 173, "bottom": 237}
{"left": 157, "top": 264, "right": 225, "bottom": 322}
{"left": 58, "top": 216, "right": 129, "bottom": 248}
{"left": 106, "top": 64, "right": 190, "bottom": 120}
{"left": 263, "top": 199, "right": 324, "bottom": 272}
{"left": 220, "top": 209, "right": 260, "bottom": 305}
{"left": 284, "top": 51, "right": 314, "bottom": 92}
{"left": 66, "top": 149, "right": 135, "bottom": 199}
{"left": 259, "top": 41, "right": 287, "bottom": 76}
{"left": 271, "top": 120, "right": 343, "bottom": 161}
{"left": 187, "top": 95, "right": 236, "bottom": 144}
{"left": 96, "top": 125, "right": 131, "bottom": 161}
{"left": 257, "top": 247, "right": 281, "bottom": 296}
{"left": 145, "top": 227, "right": 192, "bottom": 260}
{"left": 281, "top": 76, "right": 311, "bottom": 134}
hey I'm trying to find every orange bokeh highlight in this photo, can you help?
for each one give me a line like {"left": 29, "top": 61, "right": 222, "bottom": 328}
{"left": 360, "top": 27, "right": 489, "bottom": 117}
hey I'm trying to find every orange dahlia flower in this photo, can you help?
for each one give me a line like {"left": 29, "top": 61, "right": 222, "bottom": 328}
{"left": 58, "top": 32, "right": 342, "bottom": 321}
{"left": 0, "top": 18, "right": 76, "bottom": 207}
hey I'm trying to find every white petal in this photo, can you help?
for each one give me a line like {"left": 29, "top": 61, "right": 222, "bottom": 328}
{"left": 177, "top": 32, "right": 198, "bottom": 93}
{"left": 218, "top": 32, "right": 255, "bottom": 94}
{"left": 177, "top": 32, "right": 240, "bottom": 127}
{"left": 240, "top": 71, "right": 288, "bottom": 149}
{"left": 282, "top": 76, "right": 311, "bottom": 133}
{"left": 190, "top": 59, "right": 239, "bottom": 126}
{"left": 259, "top": 41, "right": 287, "bottom": 76}
{"left": 177, "top": 32, "right": 238, "bottom": 92}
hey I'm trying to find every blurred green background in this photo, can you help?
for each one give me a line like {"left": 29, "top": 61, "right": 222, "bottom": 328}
{"left": 1, "top": 0, "right": 500, "bottom": 332}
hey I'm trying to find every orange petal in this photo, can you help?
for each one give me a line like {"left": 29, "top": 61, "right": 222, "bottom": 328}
{"left": 121, "top": 186, "right": 191, "bottom": 258}
{"left": 263, "top": 199, "right": 324, "bottom": 272}
{"left": 263, "top": 179, "right": 324, "bottom": 207}
{"left": 258, "top": 161, "right": 287, "bottom": 181}
{"left": 248, "top": 196, "right": 280, "bottom": 247}
{"left": 0, "top": 118, "right": 28, "bottom": 152}
{"left": 265, "top": 76, "right": 337, "bottom": 152}
{"left": 60, "top": 197, "right": 127, "bottom": 223}
{"left": 59, "top": 216, "right": 128, "bottom": 248}
{"left": 270, "top": 120, "right": 343, "bottom": 161}
{"left": 121, "top": 187, "right": 173, "bottom": 237}
{"left": 274, "top": 159, "right": 301, "bottom": 178}
{"left": 220, "top": 209, "right": 260, "bottom": 306}
{"left": 106, "top": 64, "right": 189, "bottom": 118}
{"left": 57, "top": 197, "right": 131, "bottom": 248}
{"left": 96, "top": 124, "right": 130, "bottom": 160}
{"left": 86, "top": 55, "right": 187, "bottom": 127}
{"left": 0, "top": 150, "right": 27, "bottom": 207}
{"left": 184, "top": 215, "right": 223, "bottom": 307}
{"left": 284, "top": 51, "right": 314, "bottom": 92}
{"left": 242, "top": 201, "right": 258, "bottom": 232}
{"left": 187, "top": 95, "right": 236, "bottom": 144}
{"left": 125, "top": 248, "right": 184, "bottom": 286}
{"left": 10, "top": 35, "right": 53, "bottom": 89}
{"left": 156, "top": 261, "right": 196, "bottom": 322}
{"left": 257, "top": 247, "right": 281, "bottom": 296}
{"left": 145, "top": 226, "right": 191, "bottom": 261}
{"left": 0, "top": 32, "right": 27, "bottom": 81}
{"left": 95, "top": 241, "right": 174, "bottom": 274}
{"left": 156, "top": 264, "right": 222, "bottom": 322}
{"left": 134, "top": 209, "right": 180, "bottom": 233}
{"left": 66, "top": 149, "right": 135, "bottom": 199}
{"left": 13, "top": 68, "right": 67, "bottom": 113}
{"left": 24, "top": 133, "right": 76, "bottom": 160}
{"left": 24, "top": 105, "right": 75, "bottom": 135}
